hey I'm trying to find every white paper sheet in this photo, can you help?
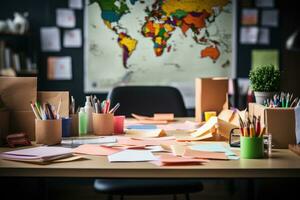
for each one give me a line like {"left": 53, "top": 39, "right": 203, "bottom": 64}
{"left": 40, "top": 27, "right": 61, "bottom": 52}
{"left": 63, "top": 29, "right": 82, "bottom": 48}
{"left": 258, "top": 28, "right": 270, "bottom": 45}
{"left": 108, "top": 150, "right": 157, "bottom": 162}
{"left": 261, "top": 10, "right": 278, "bottom": 27}
{"left": 56, "top": 9, "right": 76, "bottom": 28}
{"left": 1, "top": 146, "right": 72, "bottom": 161}
{"left": 62, "top": 136, "right": 117, "bottom": 146}
{"left": 240, "top": 26, "right": 258, "bottom": 44}
{"left": 47, "top": 56, "right": 72, "bottom": 80}
{"left": 69, "top": 0, "right": 83, "bottom": 9}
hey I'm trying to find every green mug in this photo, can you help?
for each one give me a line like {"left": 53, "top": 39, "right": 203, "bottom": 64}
{"left": 240, "top": 136, "right": 264, "bottom": 159}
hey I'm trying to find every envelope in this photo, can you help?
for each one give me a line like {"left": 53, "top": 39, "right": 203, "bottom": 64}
{"left": 0, "top": 77, "right": 37, "bottom": 111}
{"left": 37, "top": 91, "right": 69, "bottom": 117}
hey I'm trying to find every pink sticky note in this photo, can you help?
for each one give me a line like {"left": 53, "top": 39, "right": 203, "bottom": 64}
{"left": 151, "top": 154, "right": 208, "bottom": 166}
{"left": 114, "top": 115, "right": 125, "bottom": 135}
{"left": 72, "top": 144, "right": 121, "bottom": 156}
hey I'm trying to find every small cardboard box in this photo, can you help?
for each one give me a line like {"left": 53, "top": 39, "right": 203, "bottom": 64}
{"left": 195, "top": 78, "right": 229, "bottom": 122}
{"left": 0, "top": 111, "right": 9, "bottom": 145}
{"left": 249, "top": 103, "right": 296, "bottom": 149}
{"left": 9, "top": 111, "right": 36, "bottom": 140}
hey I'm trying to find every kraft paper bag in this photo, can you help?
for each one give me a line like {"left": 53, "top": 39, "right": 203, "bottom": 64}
{"left": 0, "top": 77, "right": 37, "bottom": 111}
{"left": 10, "top": 111, "right": 36, "bottom": 141}
{"left": 0, "top": 111, "right": 9, "bottom": 145}
{"left": 195, "top": 78, "right": 228, "bottom": 122}
{"left": 37, "top": 91, "right": 69, "bottom": 118}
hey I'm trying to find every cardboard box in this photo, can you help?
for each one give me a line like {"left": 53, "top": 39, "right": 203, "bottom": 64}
{"left": 37, "top": 91, "right": 69, "bottom": 118}
{"left": 249, "top": 103, "right": 296, "bottom": 149}
{"left": 195, "top": 78, "right": 229, "bottom": 122}
{"left": 9, "top": 111, "right": 36, "bottom": 140}
{"left": 0, "top": 77, "right": 37, "bottom": 111}
{"left": 0, "top": 111, "right": 9, "bottom": 145}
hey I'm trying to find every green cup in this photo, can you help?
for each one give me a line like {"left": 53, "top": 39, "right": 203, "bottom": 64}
{"left": 240, "top": 136, "right": 264, "bottom": 159}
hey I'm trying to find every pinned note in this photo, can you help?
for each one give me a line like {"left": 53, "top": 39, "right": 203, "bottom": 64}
{"left": 63, "top": 29, "right": 82, "bottom": 48}
{"left": 47, "top": 56, "right": 72, "bottom": 80}
{"left": 56, "top": 9, "right": 76, "bottom": 28}
{"left": 40, "top": 27, "right": 61, "bottom": 52}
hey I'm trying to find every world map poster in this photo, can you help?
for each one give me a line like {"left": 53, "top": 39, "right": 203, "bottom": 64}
{"left": 85, "top": 0, "right": 234, "bottom": 105}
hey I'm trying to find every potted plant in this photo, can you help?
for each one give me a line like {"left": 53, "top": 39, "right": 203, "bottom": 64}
{"left": 249, "top": 64, "right": 280, "bottom": 104}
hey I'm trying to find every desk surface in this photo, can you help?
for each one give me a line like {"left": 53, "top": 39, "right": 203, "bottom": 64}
{"left": 1, "top": 119, "right": 300, "bottom": 178}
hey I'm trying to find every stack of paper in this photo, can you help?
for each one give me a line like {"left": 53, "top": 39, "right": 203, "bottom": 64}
{"left": 1, "top": 146, "right": 73, "bottom": 163}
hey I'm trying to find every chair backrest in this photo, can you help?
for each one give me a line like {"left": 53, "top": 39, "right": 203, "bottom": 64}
{"left": 108, "top": 86, "right": 187, "bottom": 117}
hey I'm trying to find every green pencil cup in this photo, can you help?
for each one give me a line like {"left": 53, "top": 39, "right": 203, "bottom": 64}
{"left": 240, "top": 136, "right": 264, "bottom": 159}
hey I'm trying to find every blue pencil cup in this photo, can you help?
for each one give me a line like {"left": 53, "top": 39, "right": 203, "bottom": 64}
{"left": 62, "top": 117, "right": 72, "bottom": 137}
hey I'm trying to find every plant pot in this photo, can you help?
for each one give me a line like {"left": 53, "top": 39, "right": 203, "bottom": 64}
{"left": 254, "top": 91, "right": 276, "bottom": 105}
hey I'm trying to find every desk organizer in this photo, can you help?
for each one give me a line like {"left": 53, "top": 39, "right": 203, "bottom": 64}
{"left": 92, "top": 113, "right": 114, "bottom": 136}
{"left": 35, "top": 119, "right": 62, "bottom": 145}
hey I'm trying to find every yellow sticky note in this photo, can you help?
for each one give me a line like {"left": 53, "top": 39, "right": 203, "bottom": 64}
{"left": 252, "top": 49, "right": 279, "bottom": 69}
{"left": 204, "top": 111, "right": 217, "bottom": 122}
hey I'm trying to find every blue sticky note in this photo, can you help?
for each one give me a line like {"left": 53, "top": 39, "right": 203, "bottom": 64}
{"left": 126, "top": 125, "right": 157, "bottom": 130}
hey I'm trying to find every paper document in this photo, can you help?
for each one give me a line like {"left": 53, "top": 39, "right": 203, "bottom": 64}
{"left": 261, "top": 10, "right": 278, "bottom": 27}
{"left": 72, "top": 144, "right": 121, "bottom": 156}
{"left": 47, "top": 56, "right": 72, "bottom": 80}
{"left": 40, "top": 27, "right": 61, "bottom": 52}
{"left": 69, "top": 0, "right": 83, "bottom": 9}
{"left": 258, "top": 28, "right": 270, "bottom": 45}
{"left": 56, "top": 9, "right": 76, "bottom": 28}
{"left": 63, "top": 29, "right": 82, "bottom": 48}
{"left": 240, "top": 26, "right": 258, "bottom": 44}
{"left": 126, "top": 124, "right": 157, "bottom": 129}
{"left": 1, "top": 146, "right": 72, "bottom": 162}
{"left": 108, "top": 150, "right": 157, "bottom": 162}
{"left": 117, "top": 137, "right": 176, "bottom": 146}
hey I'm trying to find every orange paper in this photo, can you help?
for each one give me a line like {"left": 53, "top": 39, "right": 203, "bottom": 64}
{"left": 152, "top": 154, "right": 208, "bottom": 166}
{"left": 72, "top": 144, "right": 121, "bottom": 156}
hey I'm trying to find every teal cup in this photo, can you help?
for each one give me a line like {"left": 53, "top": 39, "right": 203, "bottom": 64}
{"left": 240, "top": 136, "right": 264, "bottom": 159}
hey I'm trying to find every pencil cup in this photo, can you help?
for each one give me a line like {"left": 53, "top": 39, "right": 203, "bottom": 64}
{"left": 62, "top": 117, "right": 72, "bottom": 137}
{"left": 35, "top": 119, "right": 62, "bottom": 145}
{"left": 0, "top": 111, "right": 9, "bottom": 146}
{"left": 240, "top": 136, "right": 264, "bottom": 159}
{"left": 113, "top": 115, "right": 125, "bottom": 135}
{"left": 92, "top": 113, "right": 114, "bottom": 136}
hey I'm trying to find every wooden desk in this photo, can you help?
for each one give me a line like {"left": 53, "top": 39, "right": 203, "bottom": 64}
{"left": 1, "top": 119, "right": 300, "bottom": 178}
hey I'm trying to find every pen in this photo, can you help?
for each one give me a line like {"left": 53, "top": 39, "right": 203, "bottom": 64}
{"left": 30, "top": 102, "right": 41, "bottom": 120}
{"left": 57, "top": 98, "right": 62, "bottom": 119}
{"left": 109, "top": 103, "right": 120, "bottom": 114}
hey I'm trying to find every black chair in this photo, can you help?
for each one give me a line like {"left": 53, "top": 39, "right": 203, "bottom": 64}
{"left": 94, "top": 86, "right": 203, "bottom": 200}
{"left": 107, "top": 86, "right": 187, "bottom": 117}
